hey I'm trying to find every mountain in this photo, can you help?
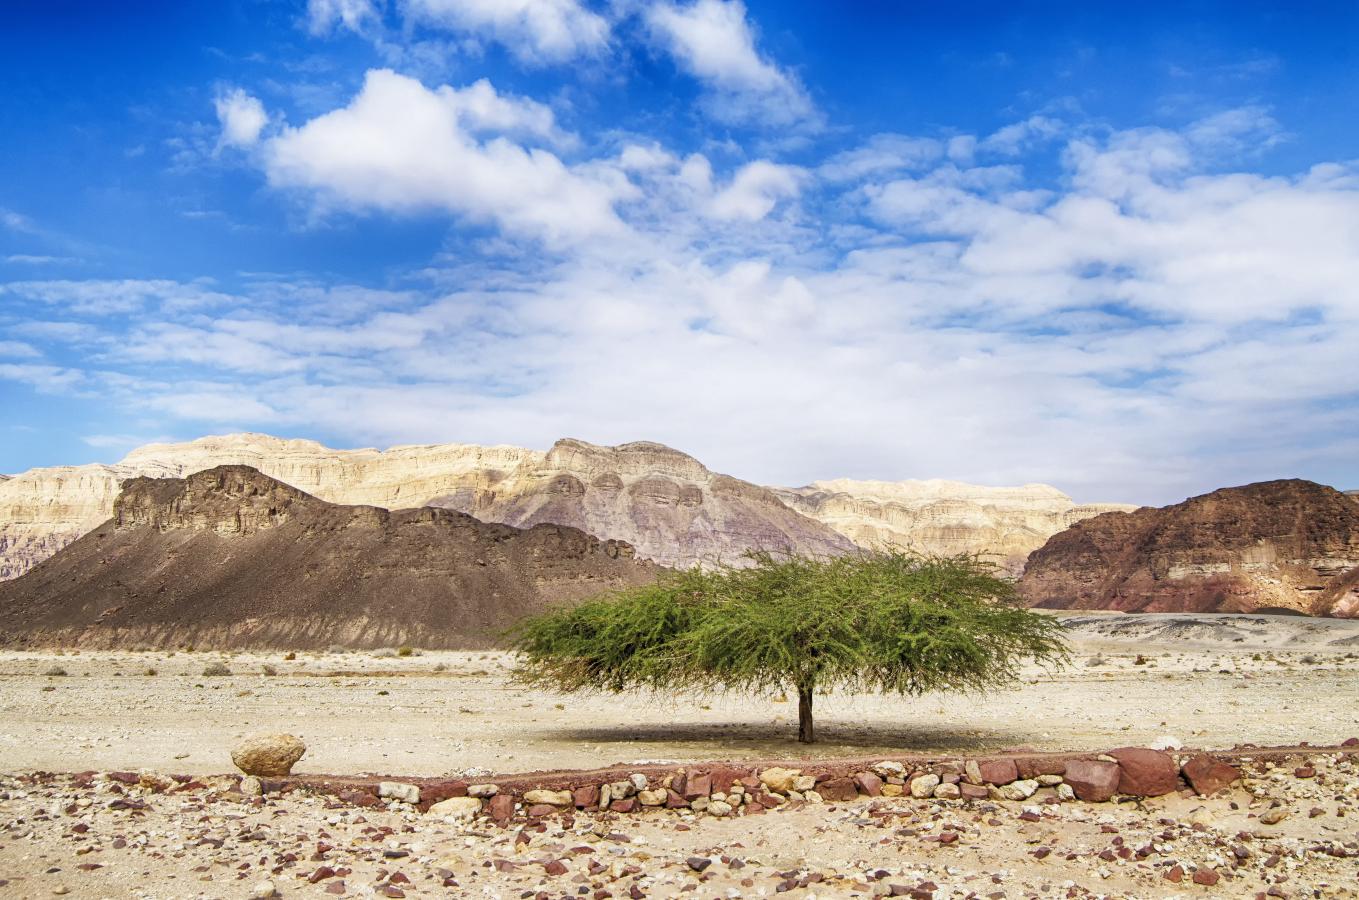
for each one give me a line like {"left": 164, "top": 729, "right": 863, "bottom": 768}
{"left": 0, "top": 466, "right": 656, "bottom": 649}
{"left": 775, "top": 479, "right": 1136, "bottom": 575}
{"left": 1018, "top": 479, "right": 1359, "bottom": 617}
{"left": 0, "top": 432, "right": 1134, "bottom": 580}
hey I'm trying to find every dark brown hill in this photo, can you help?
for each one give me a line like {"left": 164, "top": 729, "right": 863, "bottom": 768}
{"left": 1018, "top": 479, "right": 1359, "bottom": 617}
{"left": 0, "top": 466, "right": 658, "bottom": 649}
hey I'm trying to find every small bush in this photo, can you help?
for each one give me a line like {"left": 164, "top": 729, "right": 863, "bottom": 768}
{"left": 261, "top": 664, "right": 278, "bottom": 676}
{"left": 397, "top": 646, "right": 415, "bottom": 657}
{"left": 43, "top": 666, "right": 68, "bottom": 677}
{"left": 1085, "top": 654, "right": 1105, "bottom": 667}
{"left": 433, "top": 662, "right": 448, "bottom": 672}
{"left": 143, "top": 667, "right": 157, "bottom": 676}
{"left": 202, "top": 662, "right": 231, "bottom": 677}
{"left": 283, "top": 651, "right": 296, "bottom": 661}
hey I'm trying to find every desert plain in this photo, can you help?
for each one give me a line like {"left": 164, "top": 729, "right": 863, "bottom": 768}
{"left": 2, "top": 613, "right": 1358, "bottom": 899}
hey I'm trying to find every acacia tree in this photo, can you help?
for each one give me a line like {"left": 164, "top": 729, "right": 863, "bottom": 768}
{"left": 511, "top": 550, "right": 1068, "bottom": 743}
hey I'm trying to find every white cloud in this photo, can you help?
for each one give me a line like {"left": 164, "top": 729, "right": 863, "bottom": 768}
{"left": 306, "top": 0, "right": 382, "bottom": 35}
{"left": 261, "top": 69, "right": 627, "bottom": 244}
{"left": 709, "top": 160, "right": 802, "bottom": 220}
{"left": 979, "top": 115, "right": 1064, "bottom": 155}
{"left": 214, "top": 88, "right": 268, "bottom": 149}
{"left": 2, "top": 279, "right": 237, "bottom": 316}
{"left": 404, "top": 0, "right": 608, "bottom": 63}
{"left": 646, "top": 0, "right": 814, "bottom": 126}
{"left": 0, "top": 341, "right": 40, "bottom": 359}
{"left": 819, "top": 135, "right": 944, "bottom": 182}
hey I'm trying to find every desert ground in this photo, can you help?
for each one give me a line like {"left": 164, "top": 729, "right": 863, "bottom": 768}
{"left": 2, "top": 613, "right": 1358, "bottom": 898}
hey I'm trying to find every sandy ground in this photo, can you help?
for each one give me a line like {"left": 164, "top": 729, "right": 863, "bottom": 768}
{"left": 1, "top": 612, "right": 1357, "bottom": 898}
{"left": 0, "top": 614, "right": 1356, "bottom": 777}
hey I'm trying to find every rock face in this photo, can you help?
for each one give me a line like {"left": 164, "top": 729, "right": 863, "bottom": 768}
{"left": 0, "top": 465, "right": 657, "bottom": 649}
{"left": 425, "top": 439, "right": 856, "bottom": 569}
{"left": 1019, "top": 480, "right": 1359, "bottom": 617}
{"left": 775, "top": 479, "right": 1135, "bottom": 575}
{"left": 0, "top": 434, "right": 851, "bottom": 577}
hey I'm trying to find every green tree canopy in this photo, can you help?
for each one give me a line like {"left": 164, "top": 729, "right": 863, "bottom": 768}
{"left": 511, "top": 550, "right": 1068, "bottom": 742}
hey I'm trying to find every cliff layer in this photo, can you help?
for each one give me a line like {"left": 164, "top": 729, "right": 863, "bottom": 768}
{"left": 0, "top": 466, "right": 655, "bottom": 649}
{"left": 1018, "top": 479, "right": 1359, "bottom": 617}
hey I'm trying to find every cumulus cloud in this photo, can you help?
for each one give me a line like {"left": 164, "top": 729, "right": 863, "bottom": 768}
{"left": 214, "top": 88, "right": 268, "bottom": 149}
{"left": 7, "top": 109, "right": 1358, "bottom": 503}
{"left": 646, "top": 0, "right": 815, "bottom": 126}
{"left": 404, "top": 0, "right": 609, "bottom": 63}
{"left": 260, "top": 69, "right": 627, "bottom": 243}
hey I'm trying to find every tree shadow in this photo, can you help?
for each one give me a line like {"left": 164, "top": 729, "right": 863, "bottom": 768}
{"left": 535, "top": 720, "right": 1034, "bottom": 756}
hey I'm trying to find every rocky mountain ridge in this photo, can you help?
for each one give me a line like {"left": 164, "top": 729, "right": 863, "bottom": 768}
{"left": 1018, "top": 479, "right": 1359, "bottom": 618}
{"left": 0, "top": 466, "right": 655, "bottom": 649}
{"left": 775, "top": 479, "right": 1135, "bottom": 575}
{"left": 0, "top": 433, "right": 1127, "bottom": 579}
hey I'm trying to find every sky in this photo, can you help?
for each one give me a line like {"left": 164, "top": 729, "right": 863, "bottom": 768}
{"left": 1, "top": 0, "right": 1357, "bottom": 505}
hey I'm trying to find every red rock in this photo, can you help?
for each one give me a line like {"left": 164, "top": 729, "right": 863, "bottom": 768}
{"left": 527, "top": 804, "right": 558, "bottom": 817}
{"left": 708, "top": 767, "right": 742, "bottom": 794}
{"left": 337, "top": 789, "right": 380, "bottom": 808}
{"left": 325, "top": 882, "right": 346, "bottom": 896}
{"left": 418, "top": 779, "right": 468, "bottom": 809}
{"left": 816, "top": 777, "right": 858, "bottom": 802}
{"left": 978, "top": 759, "right": 1019, "bottom": 786}
{"left": 1063, "top": 760, "right": 1120, "bottom": 802}
{"left": 573, "top": 785, "right": 600, "bottom": 809}
{"left": 487, "top": 793, "right": 515, "bottom": 825}
{"left": 308, "top": 866, "right": 336, "bottom": 883}
{"left": 1109, "top": 748, "right": 1178, "bottom": 797}
{"left": 610, "top": 798, "right": 638, "bottom": 813}
{"left": 682, "top": 774, "right": 711, "bottom": 801}
{"left": 1342, "top": 737, "right": 1358, "bottom": 747}
{"left": 853, "top": 773, "right": 883, "bottom": 797}
{"left": 1014, "top": 757, "right": 1067, "bottom": 780}
{"left": 665, "top": 789, "right": 689, "bottom": 809}
{"left": 1164, "top": 865, "right": 1183, "bottom": 883}
{"left": 1294, "top": 766, "right": 1315, "bottom": 778}
{"left": 543, "top": 859, "right": 568, "bottom": 876}
{"left": 1181, "top": 755, "right": 1241, "bottom": 796}
{"left": 381, "top": 887, "right": 405, "bottom": 898}
{"left": 959, "top": 783, "right": 989, "bottom": 800}
{"left": 1192, "top": 868, "right": 1220, "bottom": 886}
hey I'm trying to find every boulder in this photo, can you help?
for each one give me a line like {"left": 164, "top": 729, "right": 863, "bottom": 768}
{"left": 817, "top": 777, "right": 858, "bottom": 802}
{"left": 1181, "top": 755, "right": 1241, "bottom": 796}
{"left": 487, "top": 793, "right": 515, "bottom": 825}
{"left": 1109, "top": 748, "right": 1178, "bottom": 797}
{"left": 759, "top": 767, "right": 800, "bottom": 794}
{"left": 933, "top": 783, "right": 961, "bottom": 800}
{"left": 378, "top": 782, "right": 420, "bottom": 805}
{"left": 853, "top": 772, "right": 883, "bottom": 797}
{"left": 230, "top": 733, "right": 306, "bottom": 777}
{"left": 523, "top": 789, "right": 573, "bottom": 806}
{"left": 427, "top": 797, "right": 481, "bottom": 819}
{"left": 910, "top": 774, "right": 940, "bottom": 798}
{"left": 572, "top": 785, "right": 600, "bottom": 809}
{"left": 978, "top": 759, "right": 1019, "bottom": 786}
{"left": 994, "top": 779, "right": 1038, "bottom": 801}
{"left": 1063, "top": 760, "right": 1120, "bottom": 802}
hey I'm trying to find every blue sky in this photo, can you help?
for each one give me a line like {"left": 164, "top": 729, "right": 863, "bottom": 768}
{"left": 2, "top": 0, "right": 1357, "bottom": 504}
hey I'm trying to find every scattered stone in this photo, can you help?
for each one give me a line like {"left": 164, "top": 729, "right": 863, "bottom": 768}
{"left": 1192, "top": 867, "right": 1220, "bottom": 886}
{"left": 231, "top": 733, "right": 306, "bottom": 777}
{"left": 249, "top": 880, "right": 278, "bottom": 899}
{"left": 1259, "top": 807, "right": 1289, "bottom": 825}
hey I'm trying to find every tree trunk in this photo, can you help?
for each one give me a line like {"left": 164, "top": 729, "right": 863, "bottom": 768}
{"left": 797, "top": 683, "right": 815, "bottom": 743}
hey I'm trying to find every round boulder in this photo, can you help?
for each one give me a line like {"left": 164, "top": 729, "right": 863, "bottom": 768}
{"left": 231, "top": 732, "right": 307, "bottom": 777}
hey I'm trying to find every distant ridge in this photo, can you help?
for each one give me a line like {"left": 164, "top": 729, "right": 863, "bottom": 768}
{"left": 0, "top": 466, "right": 657, "bottom": 650}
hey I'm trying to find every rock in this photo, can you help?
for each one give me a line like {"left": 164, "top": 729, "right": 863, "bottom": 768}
{"left": 1259, "top": 807, "right": 1289, "bottom": 825}
{"left": 1055, "top": 783, "right": 1075, "bottom": 801}
{"left": 1063, "top": 760, "right": 1120, "bottom": 802}
{"left": 707, "top": 799, "right": 733, "bottom": 816}
{"left": 487, "top": 793, "right": 515, "bottom": 824}
{"left": 995, "top": 779, "right": 1038, "bottom": 801}
{"left": 466, "top": 783, "right": 499, "bottom": 798}
{"left": 428, "top": 797, "right": 481, "bottom": 819}
{"left": 231, "top": 733, "right": 306, "bottom": 777}
{"left": 523, "top": 789, "right": 573, "bottom": 806}
{"left": 933, "top": 783, "right": 961, "bottom": 800}
{"left": 378, "top": 782, "right": 420, "bottom": 805}
{"left": 792, "top": 775, "right": 818, "bottom": 792}
{"left": 1186, "top": 806, "right": 1215, "bottom": 827}
{"left": 759, "top": 767, "right": 800, "bottom": 794}
{"left": 1192, "top": 868, "right": 1220, "bottom": 886}
{"left": 964, "top": 760, "right": 983, "bottom": 784}
{"left": 682, "top": 773, "right": 711, "bottom": 801}
{"left": 880, "top": 783, "right": 904, "bottom": 798}
{"left": 1149, "top": 735, "right": 1183, "bottom": 751}
{"left": 1181, "top": 755, "right": 1241, "bottom": 796}
{"left": 239, "top": 775, "right": 263, "bottom": 797}
{"left": 572, "top": 785, "right": 600, "bottom": 809}
{"left": 871, "top": 761, "right": 906, "bottom": 778}
{"left": 686, "top": 857, "right": 711, "bottom": 873}
{"left": 910, "top": 774, "right": 940, "bottom": 798}
{"left": 637, "top": 789, "right": 666, "bottom": 806}
{"left": 853, "top": 772, "right": 883, "bottom": 796}
{"left": 1036, "top": 774, "right": 1063, "bottom": 786}
{"left": 249, "top": 881, "right": 277, "bottom": 899}
{"left": 817, "top": 777, "right": 858, "bottom": 802}
{"left": 1109, "top": 748, "right": 1178, "bottom": 797}
{"left": 629, "top": 773, "right": 648, "bottom": 792}
{"left": 978, "top": 759, "right": 1019, "bottom": 785}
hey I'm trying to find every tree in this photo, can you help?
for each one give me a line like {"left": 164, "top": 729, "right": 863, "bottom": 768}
{"left": 511, "top": 550, "right": 1069, "bottom": 743}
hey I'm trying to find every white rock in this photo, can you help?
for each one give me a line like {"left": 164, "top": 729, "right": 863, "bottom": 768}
{"left": 910, "top": 774, "right": 940, "bottom": 799}
{"left": 1057, "top": 784, "right": 1076, "bottom": 801}
{"left": 793, "top": 775, "right": 818, "bottom": 792}
{"left": 239, "top": 775, "right": 263, "bottom": 797}
{"left": 524, "top": 789, "right": 573, "bottom": 806}
{"left": 249, "top": 881, "right": 277, "bottom": 899}
{"left": 1036, "top": 774, "right": 1064, "bottom": 786}
{"left": 872, "top": 761, "right": 906, "bottom": 778}
{"left": 964, "top": 760, "right": 983, "bottom": 785}
{"left": 638, "top": 789, "right": 666, "bottom": 806}
{"left": 629, "top": 773, "right": 648, "bottom": 792}
{"left": 378, "top": 782, "right": 420, "bottom": 804}
{"left": 996, "top": 779, "right": 1039, "bottom": 801}
{"left": 466, "top": 783, "right": 499, "bottom": 798}
{"left": 933, "top": 783, "right": 961, "bottom": 800}
{"left": 428, "top": 797, "right": 482, "bottom": 819}
{"left": 1149, "top": 735, "right": 1183, "bottom": 751}
{"left": 707, "top": 799, "right": 733, "bottom": 816}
